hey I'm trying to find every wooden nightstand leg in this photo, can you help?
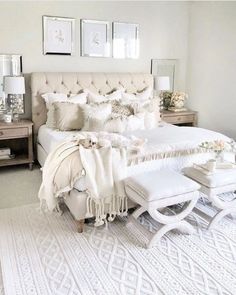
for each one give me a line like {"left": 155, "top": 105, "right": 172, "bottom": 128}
{"left": 29, "top": 163, "right": 33, "bottom": 170}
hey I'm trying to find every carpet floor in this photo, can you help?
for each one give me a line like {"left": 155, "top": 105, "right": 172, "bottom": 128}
{"left": 1, "top": 199, "right": 236, "bottom": 295}
{"left": 0, "top": 165, "right": 41, "bottom": 209}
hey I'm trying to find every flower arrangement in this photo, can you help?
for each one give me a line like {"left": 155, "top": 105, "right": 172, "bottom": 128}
{"left": 199, "top": 139, "right": 234, "bottom": 161}
{"left": 169, "top": 91, "right": 188, "bottom": 109}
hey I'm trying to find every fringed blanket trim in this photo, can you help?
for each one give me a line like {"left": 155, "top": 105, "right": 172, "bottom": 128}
{"left": 128, "top": 147, "right": 208, "bottom": 166}
{"left": 85, "top": 192, "right": 128, "bottom": 227}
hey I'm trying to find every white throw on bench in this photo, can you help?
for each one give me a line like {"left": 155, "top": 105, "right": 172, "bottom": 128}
{"left": 124, "top": 170, "right": 200, "bottom": 248}
{"left": 184, "top": 167, "right": 236, "bottom": 229}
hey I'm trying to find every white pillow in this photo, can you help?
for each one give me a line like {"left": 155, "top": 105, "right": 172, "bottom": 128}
{"left": 86, "top": 89, "right": 123, "bottom": 104}
{"left": 121, "top": 86, "right": 153, "bottom": 103}
{"left": 144, "top": 111, "right": 158, "bottom": 130}
{"left": 136, "top": 86, "right": 152, "bottom": 101}
{"left": 126, "top": 112, "right": 145, "bottom": 131}
{"left": 69, "top": 93, "right": 88, "bottom": 104}
{"left": 104, "top": 116, "right": 127, "bottom": 133}
{"left": 41, "top": 93, "right": 68, "bottom": 108}
{"left": 82, "top": 103, "right": 112, "bottom": 131}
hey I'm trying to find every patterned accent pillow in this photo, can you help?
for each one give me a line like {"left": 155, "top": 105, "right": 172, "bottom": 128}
{"left": 110, "top": 100, "right": 134, "bottom": 116}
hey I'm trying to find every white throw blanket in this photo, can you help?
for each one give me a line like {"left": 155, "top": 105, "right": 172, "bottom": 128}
{"left": 38, "top": 133, "right": 138, "bottom": 225}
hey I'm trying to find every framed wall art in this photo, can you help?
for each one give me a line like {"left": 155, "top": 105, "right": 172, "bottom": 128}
{"left": 112, "top": 22, "right": 139, "bottom": 59}
{"left": 151, "top": 59, "right": 178, "bottom": 91}
{"left": 43, "top": 16, "right": 75, "bottom": 55}
{"left": 81, "top": 19, "right": 110, "bottom": 57}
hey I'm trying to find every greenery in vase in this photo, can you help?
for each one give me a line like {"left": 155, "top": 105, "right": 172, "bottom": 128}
{"left": 160, "top": 91, "right": 173, "bottom": 109}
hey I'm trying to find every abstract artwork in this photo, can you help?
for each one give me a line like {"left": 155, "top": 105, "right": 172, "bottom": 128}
{"left": 81, "top": 19, "right": 110, "bottom": 57}
{"left": 43, "top": 16, "right": 75, "bottom": 55}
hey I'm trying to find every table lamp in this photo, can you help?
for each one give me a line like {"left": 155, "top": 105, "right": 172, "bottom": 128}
{"left": 4, "top": 76, "right": 25, "bottom": 121}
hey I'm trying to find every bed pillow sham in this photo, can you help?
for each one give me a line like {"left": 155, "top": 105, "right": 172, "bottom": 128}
{"left": 86, "top": 89, "right": 123, "bottom": 104}
{"left": 121, "top": 86, "right": 153, "bottom": 103}
{"left": 53, "top": 102, "right": 84, "bottom": 131}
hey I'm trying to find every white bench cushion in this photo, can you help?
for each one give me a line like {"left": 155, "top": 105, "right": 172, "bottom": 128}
{"left": 184, "top": 167, "right": 236, "bottom": 188}
{"left": 125, "top": 169, "right": 200, "bottom": 202}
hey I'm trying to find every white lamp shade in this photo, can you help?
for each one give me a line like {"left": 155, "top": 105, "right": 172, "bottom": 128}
{"left": 3, "top": 76, "right": 25, "bottom": 95}
{"left": 155, "top": 76, "right": 170, "bottom": 91}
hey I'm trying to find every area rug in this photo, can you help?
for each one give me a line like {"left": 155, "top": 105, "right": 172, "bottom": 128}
{"left": 0, "top": 263, "right": 4, "bottom": 295}
{"left": 1, "top": 199, "right": 236, "bottom": 295}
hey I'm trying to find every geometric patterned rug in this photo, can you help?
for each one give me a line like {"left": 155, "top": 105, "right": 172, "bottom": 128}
{"left": 0, "top": 199, "right": 236, "bottom": 295}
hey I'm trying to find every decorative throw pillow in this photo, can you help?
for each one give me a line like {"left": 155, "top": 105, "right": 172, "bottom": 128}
{"left": 41, "top": 93, "right": 68, "bottom": 129}
{"left": 42, "top": 92, "right": 87, "bottom": 129}
{"left": 54, "top": 102, "right": 84, "bottom": 131}
{"left": 104, "top": 116, "right": 127, "bottom": 133}
{"left": 82, "top": 103, "right": 112, "bottom": 131}
{"left": 110, "top": 100, "right": 134, "bottom": 116}
{"left": 126, "top": 112, "right": 145, "bottom": 131}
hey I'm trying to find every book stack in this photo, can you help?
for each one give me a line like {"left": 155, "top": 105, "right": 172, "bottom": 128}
{"left": 0, "top": 147, "right": 11, "bottom": 160}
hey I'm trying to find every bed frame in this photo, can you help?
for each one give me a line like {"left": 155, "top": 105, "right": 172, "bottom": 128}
{"left": 31, "top": 72, "right": 153, "bottom": 231}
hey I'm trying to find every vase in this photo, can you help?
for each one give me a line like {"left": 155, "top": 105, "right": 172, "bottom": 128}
{"left": 215, "top": 151, "right": 224, "bottom": 163}
{"left": 174, "top": 100, "right": 185, "bottom": 109}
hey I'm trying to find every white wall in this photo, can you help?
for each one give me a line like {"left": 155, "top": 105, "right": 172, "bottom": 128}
{"left": 187, "top": 1, "right": 236, "bottom": 139}
{"left": 0, "top": 1, "right": 189, "bottom": 118}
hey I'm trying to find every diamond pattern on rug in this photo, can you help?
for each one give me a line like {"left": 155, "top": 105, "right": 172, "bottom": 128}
{"left": 1, "top": 203, "right": 236, "bottom": 295}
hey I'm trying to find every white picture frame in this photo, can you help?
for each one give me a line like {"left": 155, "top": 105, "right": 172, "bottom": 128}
{"left": 113, "top": 22, "right": 139, "bottom": 59}
{"left": 81, "top": 19, "right": 110, "bottom": 57}
{"left": 43, "top": 16, "right": 75, "bottom": 55}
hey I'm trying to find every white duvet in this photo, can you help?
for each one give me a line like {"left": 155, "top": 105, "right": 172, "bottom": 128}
{"left": 38, "top": 123, "right": 231, "bottom": 160}
{"left": 38, "top": 124, "right": 234, "bottom": 190}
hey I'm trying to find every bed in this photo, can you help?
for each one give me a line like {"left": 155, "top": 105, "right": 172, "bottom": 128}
{"left": 31, "top": 72, "right": 233, "bottom": 230}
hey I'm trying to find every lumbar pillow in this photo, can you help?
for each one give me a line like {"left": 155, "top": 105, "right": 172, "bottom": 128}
{"left": 82, "top": 103, "right": 112, "bottom": 131}
{"left": 54, "top": 102, "right": 84, "bottom": 131}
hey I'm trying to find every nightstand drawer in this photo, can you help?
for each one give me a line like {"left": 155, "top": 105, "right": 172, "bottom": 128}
{"left": 0, "top": 127, "right": 28, "bottom": 139}
{"left": 166, "top": 115, "right": 195, "bottom": 124}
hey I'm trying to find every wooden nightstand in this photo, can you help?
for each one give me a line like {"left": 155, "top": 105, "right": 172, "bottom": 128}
{"left": 161, "top": 110, "right": 198, "bottom": 127}
{"left": 0, "top": 120, "right": 34, "bottom": 170}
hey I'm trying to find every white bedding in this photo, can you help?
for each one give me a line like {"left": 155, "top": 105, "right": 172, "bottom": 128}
{"left": 38, "top": 123, "right": 234, "bottom": 176}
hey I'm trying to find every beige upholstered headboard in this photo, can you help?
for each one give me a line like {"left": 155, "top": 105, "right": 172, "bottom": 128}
{"left": 31, "top": 72, "right": 153, "bottom": 135}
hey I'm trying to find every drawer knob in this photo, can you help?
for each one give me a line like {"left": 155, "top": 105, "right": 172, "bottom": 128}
{"left": 0, "top": 131, "right": 3, "bottom": 136}
{"left": 177, "top": 117, "right": 181, "bottom": 120}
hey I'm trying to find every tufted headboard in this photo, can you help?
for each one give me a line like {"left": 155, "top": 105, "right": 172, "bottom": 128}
{"left": 31, "top": 72, "right": 153, "bottom": 135}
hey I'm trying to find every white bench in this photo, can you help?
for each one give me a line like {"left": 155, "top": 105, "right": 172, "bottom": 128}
{"left": 184, "top": 167, "right": 236, "bottom": 229}
{"left": 124, "top": 170, "right": 200, "bottom": 248}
